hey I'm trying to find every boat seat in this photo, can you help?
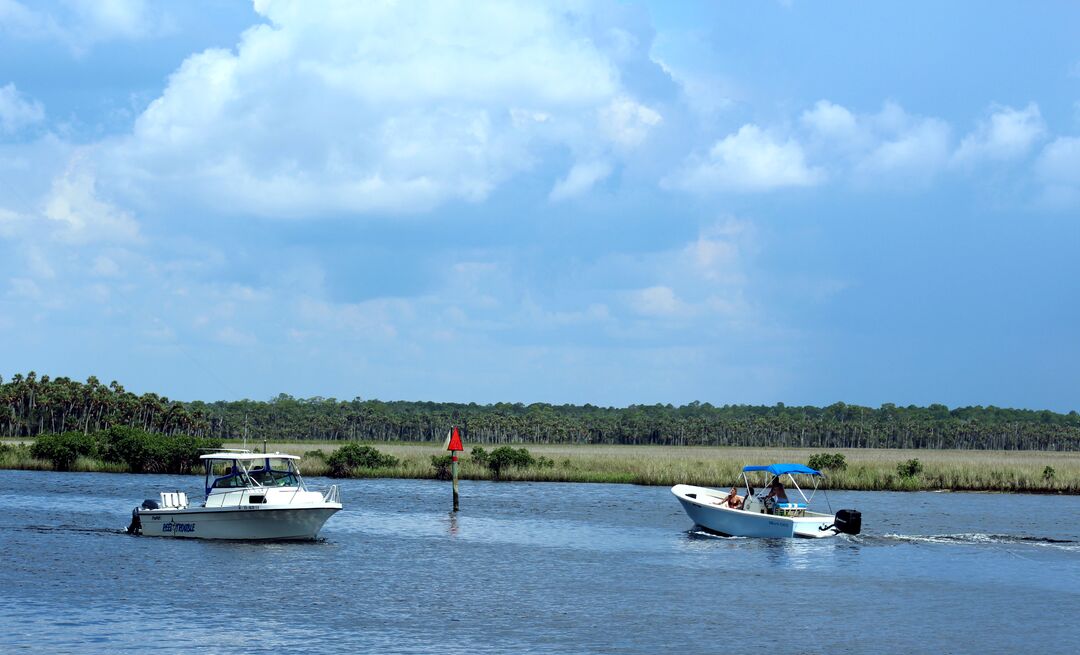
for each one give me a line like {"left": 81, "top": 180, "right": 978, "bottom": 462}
{"left": 160, "top": 492, "right": 188, "bottom": 509}
{"left": 776, "top": 501, "right": 806, "bottom": 517}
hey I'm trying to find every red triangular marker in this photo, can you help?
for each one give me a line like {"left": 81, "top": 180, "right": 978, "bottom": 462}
{"left": 447, "top": 426, "right": 464, "bottom": 452}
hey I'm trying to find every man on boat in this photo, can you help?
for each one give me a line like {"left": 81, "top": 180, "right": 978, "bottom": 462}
{"left": 763, "top": 477, "right": 787, "bottom": 513}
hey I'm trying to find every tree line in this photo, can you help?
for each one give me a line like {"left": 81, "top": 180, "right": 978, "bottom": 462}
{"left": 3, "top": 372, "right": 1079, "bottom": 451}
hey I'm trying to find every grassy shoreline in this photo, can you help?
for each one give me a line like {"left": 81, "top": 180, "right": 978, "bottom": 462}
{"left": 2, "top": 440, "right": 1077, "bottom": 493}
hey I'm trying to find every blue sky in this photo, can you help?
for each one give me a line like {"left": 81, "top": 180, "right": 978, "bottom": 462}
{"left": 1, "top": 0, "right": 1078, "bottom": 410}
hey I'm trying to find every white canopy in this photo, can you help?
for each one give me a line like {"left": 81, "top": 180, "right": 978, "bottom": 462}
{"left": 199, "top": 451, "right": 300, "bottom": 461}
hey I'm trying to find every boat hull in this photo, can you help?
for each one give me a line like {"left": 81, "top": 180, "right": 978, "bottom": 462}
{"left": 672, "top": 484, "right": 838, "bottom": 539}
{"left": 136, "top": 505, "right": 341, "bottom": 540}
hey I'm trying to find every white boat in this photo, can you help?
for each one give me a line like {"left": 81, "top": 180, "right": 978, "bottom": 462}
{"left": 672, "top": 463, "right": 861, "bottom": 539}
{"left": 127, "top": 450, "right": 342, "bottom": 540}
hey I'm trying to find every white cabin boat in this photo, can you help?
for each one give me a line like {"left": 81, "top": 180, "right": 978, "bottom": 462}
{"left": 127, "top": 451, "right": 341, "bottom": 540}
{"left": 672, "top": 463, "right": 861, "bottom": 539}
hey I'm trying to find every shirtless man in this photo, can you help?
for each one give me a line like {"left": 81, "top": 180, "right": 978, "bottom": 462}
{"left": 765, "top": 477, "right": 788, "bottom": 503}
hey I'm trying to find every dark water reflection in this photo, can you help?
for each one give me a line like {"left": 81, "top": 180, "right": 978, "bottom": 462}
{"left": 0, "top": 470, "right": 1077, "bottom": 654}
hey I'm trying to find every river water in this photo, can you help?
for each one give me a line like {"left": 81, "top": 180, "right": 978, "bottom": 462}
{"left": 0, "top": 470, "right": 1077, "bottom": 654}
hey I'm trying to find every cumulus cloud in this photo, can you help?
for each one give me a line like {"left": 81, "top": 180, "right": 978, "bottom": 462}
{"left": 860, "top": 113, "right": 951, "bottom": 182}
{"left": 1035, "top": 136, "right": 1080, "bottom": 206}
{"left": 0, "top": 0, "right": 165, "bottom": 52}
{"left": 43, "top": 160, "right": 140, "bottom": 243}
{"left": 953, "top": 103, "right": 1045, "bottom": 165}
{"left": 801, "top": 100, "right": 862, "bottom": 148}
{"left": 669, "top": 124, "right": 824, "bottom": 193}
{"left": 0, "top": 83, "right": 44, "bottom": 134}
{"left": 98, "top": 0, "right": 665, "bottom": 217}
{"left": 549, "top": 160, "right": 613, "bottom": 202}
{"left": 627, "top": 285, "right": 684, "bottom": 317}
{"left": 599, "top": 96, "right": 662, "bottom": 149}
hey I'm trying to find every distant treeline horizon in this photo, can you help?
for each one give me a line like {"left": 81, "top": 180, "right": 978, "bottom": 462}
{"left": 2, "top": 372, "right": 1078, "bottom": 451}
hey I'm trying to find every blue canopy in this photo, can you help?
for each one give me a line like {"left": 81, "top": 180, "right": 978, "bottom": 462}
{"left": 742, "top": 463, "right": 822, "bottom": 476}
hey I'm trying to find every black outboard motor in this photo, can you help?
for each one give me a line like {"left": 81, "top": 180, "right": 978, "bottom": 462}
{"left": 127, "top": 499, "right": 159, "bottom": 535}
{"left": 833, "top": 509, "right": 862, "bottom": 535}
{"left": 126, "top": 507, "right": 142, "bottom": 535}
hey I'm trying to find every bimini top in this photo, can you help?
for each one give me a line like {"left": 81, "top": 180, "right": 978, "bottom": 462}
{"left": 199, "top": 451, "right": 300, "bottom": 461}
{"left": 742, "top": 463, "right": 822, "bottom": 476}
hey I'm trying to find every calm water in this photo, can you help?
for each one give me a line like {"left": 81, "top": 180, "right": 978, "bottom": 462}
{"left": 1, "top": 470, "right": 1078, "bottom": 654}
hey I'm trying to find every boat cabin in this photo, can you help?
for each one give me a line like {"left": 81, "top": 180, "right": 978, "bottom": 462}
{"left": 201, "top": 451, "right": 305, "bottom": 497}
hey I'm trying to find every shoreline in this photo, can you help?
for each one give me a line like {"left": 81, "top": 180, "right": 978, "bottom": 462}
{"left": 3, "top": 441, "right": 1077, "bottom": 494}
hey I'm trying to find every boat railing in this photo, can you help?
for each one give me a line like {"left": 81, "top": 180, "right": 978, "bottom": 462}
{"left": 322, "top": 484, "right": 340, "bottom": 504}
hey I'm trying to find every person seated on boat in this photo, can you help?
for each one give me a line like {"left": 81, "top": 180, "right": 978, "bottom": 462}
{"left": 714, "top": 486, "right": 743, "bottom": 509}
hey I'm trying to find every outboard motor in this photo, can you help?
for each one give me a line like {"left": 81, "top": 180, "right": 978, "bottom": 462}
{"left": 127, "top": 499, "right": 159, "bottom": 535}
{"left": 833, "top": 509, "right": 862, "bottom": 535}
{"left": 126, "top": 507, "right": 142, "bottom": 535}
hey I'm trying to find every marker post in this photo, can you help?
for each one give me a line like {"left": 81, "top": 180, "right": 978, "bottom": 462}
{"left": 446, "top": 426, "right": 464, "bottom": 511}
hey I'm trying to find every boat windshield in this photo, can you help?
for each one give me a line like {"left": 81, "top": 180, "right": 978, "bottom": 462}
{"left": 204, "top": 457, "right": 303, "bottom": 495}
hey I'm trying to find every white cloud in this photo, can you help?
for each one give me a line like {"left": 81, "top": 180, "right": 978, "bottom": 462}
{"left": 627, "top": 285, "right": 685, "bottom": 317}
{"left": 801, "top": 100, "right": 860, "bottom": 145}
{"left": 67, "top": 0, "right": 159, "bottom": 41}
{"left": 953, "top": 103, "right": 1045, "bottom": 165}
{"left": 1035, "top": 136, "right": 1080, "bottom": 206}
{"left": 0, "top": 83, "right": 44, "bottom": 134}
{"left": 686, "top": 219, "right": 753, "bottom": 284}
{"left": 98, "top": 0, "right": 662, "bottom": 217}
{"left": 860, "top": 115, "right": 951, "bottom": 181}
{"left": 0, "top": 0, "right": 165, "bottom": 52}
{"left": 549, "top": 160, "right": 613, "bottom": 202}
{"left": 797, "top": 100, "right": 957, "bottom": 186}
{"left": 599, "top": 96, "right": 662, "bottom": 149}
{"left": 43, "top": 160, "right": 140, "bottom": 243}
{"left": 670, "top": 124, "right": 824, "bottom": 193}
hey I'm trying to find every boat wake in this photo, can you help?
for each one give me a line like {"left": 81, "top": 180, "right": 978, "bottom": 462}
{"left": 867, "top": 532, "right": 1079, "bottom": 551}
{"left": 686, "top": 528, "right": 745, "bottom": 540}
{"left": 19, "top": 525, "right": 129, "bottom": 537}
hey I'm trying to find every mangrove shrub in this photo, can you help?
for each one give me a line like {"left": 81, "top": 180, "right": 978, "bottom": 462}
{"left": 808, "top": 452, "right": 848, "bottom": 472}
{"left": 430, "top": 454, "right": 454, "bottom": 480}
{"left": 487, "top": 446, "right": 534, "bottom": 479}
{"left": 30, "top": 432, "right": 97, "bottom": 471}
{"left": 327, "top": 444, "right": 398, "bottom": 477}
{"left": 897, "top": 458, "right": 924, "bottom": 479}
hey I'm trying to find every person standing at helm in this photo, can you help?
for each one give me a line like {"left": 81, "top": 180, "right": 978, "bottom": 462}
{"left": 766, "top": 477, "right": 788, "bottom": 502}
{"left": 764, "top": 477, "right": 787, "bottom": 513}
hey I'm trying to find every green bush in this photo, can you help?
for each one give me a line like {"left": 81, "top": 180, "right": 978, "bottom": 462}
{"left": 326, "top": 444, "right": 399, "bottom": 478}
{"left": 808, "top": 452, "right": 847, "bottom": 472}
{"left": 487, "top": 446, "right": 534, "bottom": 479}
{"left": 537, "top": 456, "right": 555, "bottom": 469}
{"left": 96, "top": 426, "right": 219, "bottom": 473}
{"left": 304, "top": 449, "right": 327, "bottom": 460}
{"left": 897, "top": 458, "right": 923, "bottom": 479}
{"left": 31, "top": 432, "right": 97, "bottom": 471}
{"left": 431, "top": 454, "right": 454, "bottom": 480}
{"left": 1043, "top": 465, "right": 1055, "bottom": 481}
{"left": 470, "top": 446, "right": 489, "bottom": 465}
{"left": 98, "top": 426, "right": 158, "bottom": 472}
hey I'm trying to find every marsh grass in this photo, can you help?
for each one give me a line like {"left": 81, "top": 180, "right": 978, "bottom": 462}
{"left": 231, "top": 441, "right": 1080, "bottom": 493}
{"left": 3, "top": 438, "right": 1077, "bottom": 492}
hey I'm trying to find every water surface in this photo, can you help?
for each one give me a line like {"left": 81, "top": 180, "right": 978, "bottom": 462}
{"left": 1, "top": 470, "right": 1077, "bottom": 653}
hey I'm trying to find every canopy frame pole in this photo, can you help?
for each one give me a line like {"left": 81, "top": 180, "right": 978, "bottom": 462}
{"left": 787, "top": 473, "right": 811, "bottom": 505}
